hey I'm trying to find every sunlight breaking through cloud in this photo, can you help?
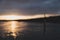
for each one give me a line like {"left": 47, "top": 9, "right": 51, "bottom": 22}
{"left": 0, "top": 14, "right": 59, "bottom": 20}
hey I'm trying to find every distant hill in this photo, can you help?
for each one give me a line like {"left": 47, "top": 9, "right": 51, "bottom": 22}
{"left": 45, "top": 16, "right": 60, "bottom": 23}
{"left": 19, "top": 16, "right": 60, "bottom": 23}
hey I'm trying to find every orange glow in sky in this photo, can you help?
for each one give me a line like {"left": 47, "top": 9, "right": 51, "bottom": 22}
{"left": 0, "top": 15, "right": 44, "bottom": 20}
{"left": 0, "top": 14, "right": 58, "bottom": 20}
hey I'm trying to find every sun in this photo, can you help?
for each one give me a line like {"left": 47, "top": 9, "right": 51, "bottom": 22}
{"left": 0, "top": 15, "right": 23, "bottom": 20}
{"left": 3, "top": 15, "right": 20, "bottom": 20}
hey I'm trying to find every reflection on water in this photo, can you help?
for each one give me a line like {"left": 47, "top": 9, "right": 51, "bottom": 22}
{"left": 0, "top": 21, "right": 60, "bottom": 40}
{"left": 0, "top": 21, "right": 27, "bottom": 37}
{"left": 0, "top": 21, "right": 42, "bottom": 40}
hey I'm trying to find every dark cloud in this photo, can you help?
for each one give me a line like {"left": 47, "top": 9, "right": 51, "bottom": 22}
{"left": 0, "top": 0, "right": 60, "bottom": 15}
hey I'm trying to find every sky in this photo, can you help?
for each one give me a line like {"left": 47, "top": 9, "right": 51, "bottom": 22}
{"left": 0, "top": 0, "right": 60, "bottom": 16}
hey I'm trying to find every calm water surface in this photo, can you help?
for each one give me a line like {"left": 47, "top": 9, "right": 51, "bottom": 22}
{"left": 0, "top": 21, "right": 60, "bottom": 40}
{"left": 0, "top": 21, "right": 42, "bottom": 40}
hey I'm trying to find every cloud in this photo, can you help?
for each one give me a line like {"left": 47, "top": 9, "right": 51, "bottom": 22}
{"left": 0, "top": 0, "right": 60, "bottom": 15}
